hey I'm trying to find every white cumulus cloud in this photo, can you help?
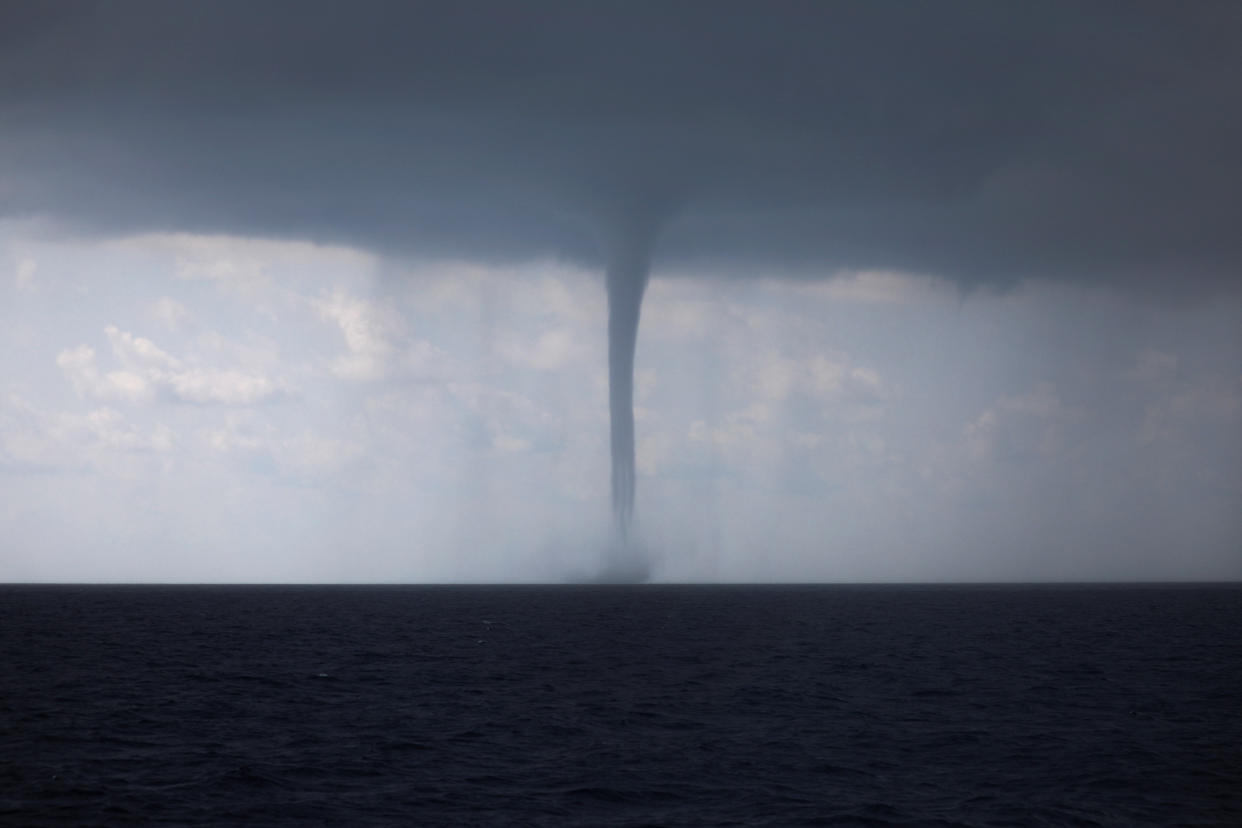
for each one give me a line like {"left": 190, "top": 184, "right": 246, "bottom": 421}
{"left": 58, "top": 327, "right": 288, "bottom": 406}
{"left": 14, "top": 256, "right": 37, "bottom": 291}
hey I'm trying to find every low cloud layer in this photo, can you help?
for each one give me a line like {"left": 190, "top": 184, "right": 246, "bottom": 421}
{"left": 2, "top": 2, "right": 1239, "bottom": 292}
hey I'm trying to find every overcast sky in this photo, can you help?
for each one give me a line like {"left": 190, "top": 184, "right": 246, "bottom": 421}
{"left": 1, "top": 2, "right": 1239, "bottom": 581}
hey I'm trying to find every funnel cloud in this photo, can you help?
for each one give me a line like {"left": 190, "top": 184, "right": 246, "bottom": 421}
{"left": 604, "top": 213, "right": 659, "bottom": 542}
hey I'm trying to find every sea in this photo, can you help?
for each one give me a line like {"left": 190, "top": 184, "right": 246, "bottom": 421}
{"left": 2, "top": 584, "right": 1239, "bottom": 826}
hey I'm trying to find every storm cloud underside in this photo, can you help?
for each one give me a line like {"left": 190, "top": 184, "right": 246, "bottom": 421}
{"left": 3, "top": 2, "right": 1240, "bottom": 288}
{"left": 2, "top": 2, "right": 1240, "bottom": 561}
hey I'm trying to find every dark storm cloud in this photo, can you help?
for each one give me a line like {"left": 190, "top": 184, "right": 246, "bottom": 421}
{"left": 2, "top": 0, "right": 1240, "bottom": 290}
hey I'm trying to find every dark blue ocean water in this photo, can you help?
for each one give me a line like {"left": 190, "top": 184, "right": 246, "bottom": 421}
{"left": 2, "top": 584, "right": 1239, "bottom": 826}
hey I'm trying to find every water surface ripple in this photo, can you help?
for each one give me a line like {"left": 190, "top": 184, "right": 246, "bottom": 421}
{"left": 2, "top": 584, "right": 1239, "bottom": 826}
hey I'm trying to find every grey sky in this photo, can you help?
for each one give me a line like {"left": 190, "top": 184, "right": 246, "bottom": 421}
{"left": 4, "top": 1, "right": 1240, "bottom": 289}
{"left": 1, "top": 3, "right": 1239, "bottom": 581}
